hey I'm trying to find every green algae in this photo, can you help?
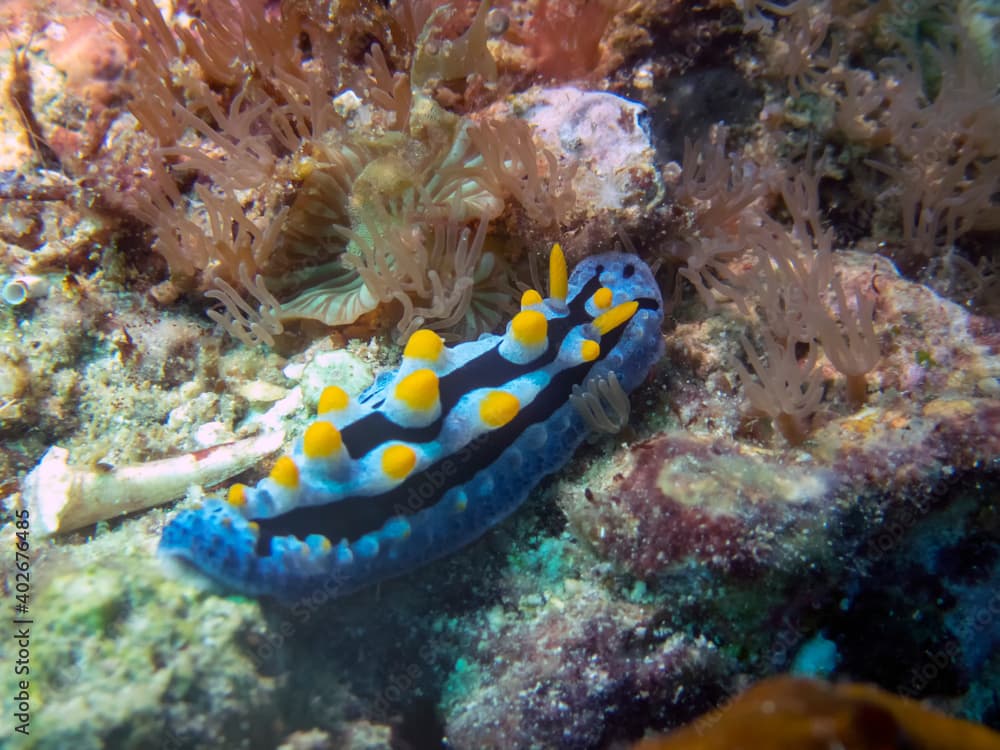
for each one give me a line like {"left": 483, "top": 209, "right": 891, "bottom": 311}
{"left": 0, "top": 521, "right": 276, "bottom": 750}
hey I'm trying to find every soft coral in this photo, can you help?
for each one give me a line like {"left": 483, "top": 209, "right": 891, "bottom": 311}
{"left": 517, "top": 0, "right": 627, "bottom": 82}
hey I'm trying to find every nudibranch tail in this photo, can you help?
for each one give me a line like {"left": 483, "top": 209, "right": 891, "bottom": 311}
{"left": 159, "top": 251, "right": 664, "bottom": 600}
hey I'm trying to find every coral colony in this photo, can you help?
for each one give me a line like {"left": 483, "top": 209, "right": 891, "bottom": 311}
{"left": 1, "top": 0, "right": 999, "bottom": 748}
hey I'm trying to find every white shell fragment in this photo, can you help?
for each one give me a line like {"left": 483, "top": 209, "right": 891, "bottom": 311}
{"left": 21, "top": 431, "right": 285, "bottom": 536}
{"left": 522, "top": 86, "right": 661, "bottom": 211}
{"left": 2, "top": 275, "right": 50, "bottom": 306}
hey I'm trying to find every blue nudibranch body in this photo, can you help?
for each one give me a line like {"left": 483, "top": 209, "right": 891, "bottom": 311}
{"left": 160, "top": 249, "right": 663, "bottom": 599}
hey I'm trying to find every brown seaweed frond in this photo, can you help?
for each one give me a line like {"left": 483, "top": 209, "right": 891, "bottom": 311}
{"left": 522, "top": 0, "right": 629, "bottom": 82}
{"left": 200, "top": 193, "right": 288, "bottom": 281}
{"left": 677, "top": 230, "right": 756, "bottom": 314}
{"left": 270, "top": 64, "right": 346, "bottom": 151}
{"left": 130, "top": 162, "right": 206, "bottom": 277}
{"left": 114, "top": 0, "right": 184, "bottom": 144}
{"left": 464, "top": 119, "right": 577, "bottom": 226}
{"left": 156, "top": 89, "right": 278, "bottom": 190}
{"left": 736, "top": 0, "right": 837, "bottom": 95}
{"left": 675, "top": 127, "right": 769, "bottom": 233}
{"left": 391, "top": 0, "right": 437, "bottom": 45}
{"left": 365, "top": 43, "right": 412, "bottom": 133}
{"left": 420, "top": 121, "right": 504, "bottom": 220}
{"left": 734, "top": 0, "right": 804, "bottom": 33}
{"left": 675, "top": 128, "right": 772, "bottom": 312}
{"left": 865, "top": 30, "right": 1000, "bottom": 259}
{"left": 752, "top": 171, "right": 835, "bottom": 343}
{"left": 869, "top": 151, "right": 1000, "bottom": 259}
{"left": 731, "top": 332, "right": 823, "bottom": 446}
{"left": 118, "top": 0, "right": 326, "bottom": 157}
{"left": 118, "top": 0, "right": 358, "bottom": 326}
{"left": 173, "top": 3, "right": 245, "bottom": 87}
{"left": 205, "top": 264, "right": 285, "bottom": 347}
{"left": 411, "top": 1, "right": 497, "bottom": 87}
{"left": 171, "top": 0, "right": 306, "bottom": 87}
{"left": 815, "top": 275, "right": 879, "bottom": 408}
{"left": 280, "top": 141, "right": 370, "bottom": 258}
{"left": 336, "top": 200, "right": 495, "bottom": 340}
{"left": 133, "top": 160, "right": 286, "bottom": 285}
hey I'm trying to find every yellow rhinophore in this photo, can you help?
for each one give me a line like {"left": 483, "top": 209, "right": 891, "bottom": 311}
{"left": 303, "top": 422, "right": 342, "bottom": 459}
{"left": 521, "top": 288, "right": 543, "bottom": 308}
{"left": 511, "top": 310, "right": 548, "bottom": 347}
{"left": 549, "top": 243, "right": 568, "bottom": 302}
{"left": 593, "top": 301, "right": 639, "bottom": 336}
{"left": 404, "top": 329, "right": 445, "bottom": 362}
{"left": 270, "top": 456, "right": 300, "bottom": 489}
{"left": 395, "top": 368, "right": 440, "bottom": 411}
{"left": 318, "top": 385, "right": 350, "bottom": 414}
{"left": 382, "top": 444, "right": 417, "bottom": 480}
{"left": 479, "top": 390, "right": 520, "bottom": 428}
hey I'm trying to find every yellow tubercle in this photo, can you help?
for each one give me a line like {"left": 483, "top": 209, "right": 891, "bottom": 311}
{"left": 395, "top": 368, "right": 440, "bottom": 411}
{"left": 318, "top": 385, "right": 350, "bottom": 414}
{"left": 592, "top": 287, "right": 613, "bottom": 309}
{"left": 319, "top": 536, "right": 333, "bottom": 552}
{"left": 581, "top": 340, "right": 600, "bottom": 362}
{"left": 270, "top": 455, "right": 300, "bottom": 489}
{"left": 404, "top": 329, "right": 445, "bottom": 361}
{"left": 592, "top": 300, "right": 639, "bottom": 336}
{"left": 511, "top": 310, "right": 548, "bottom": 347}
{"left": 382, "top": 444, "right": 417, "bottom": 480}
{"left": 303, "top": 421, "right": 342, "bottom": 459}
{"left": 521, "top": 288, "right": 543, "bottom": 307}
{"left": 479, "top": 390, "right": 520, "bottom": 428}
{"left": 549, "top": 243, "right": 568, "bottom": 302}
{"left": 248, "top": 521, "right": 260, "bottom": 535}
{"left": 227, "top": 483, "right": 247, "bottom": 507}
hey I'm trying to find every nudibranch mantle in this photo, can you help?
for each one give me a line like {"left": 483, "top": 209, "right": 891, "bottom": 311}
{"left": 160, "top": 251, "right": 663, "bottom": 599}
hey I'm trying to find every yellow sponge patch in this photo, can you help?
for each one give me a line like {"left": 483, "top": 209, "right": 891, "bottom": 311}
{"left": 511, "top": 310, "right": 548, "bottom": 348}
{"left": 304, "top": 421, "right": 342, "bottom": 459}
{"left": 521, "top": 288, "right": 543, "bottom": 308}
{"left": 592, "top": 287, "right": 613, "bottom": 309}
{"left": 318, "top": 385, "right": 350, "bottom": 414}
{"left": 270, "top": 456, "right": 300, "bottom": 489}
{"left": 549, "top": 243, "right": 568, "bottom": 301}
{"left": 382, "top": 444, "right": 417, "bottom": 480}
{"left": 396, "top": 368, "right": 440, "bottom": 411}
{"left": 227, "top": 483, "right": 247, "bottom": 507}
{"left": 480, "top": 390, "right": 520, "bottom": 428}
{"left": 593, "top": 300, "right": 638, "bottom": 336}
{"left": 581, "top": 340, "right": 600, "bottom": 362}
{"left": 404, "top": 329, "right": 444, "bottom": 361}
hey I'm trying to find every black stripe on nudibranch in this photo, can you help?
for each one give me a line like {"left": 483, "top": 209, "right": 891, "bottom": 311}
{"left": 251, "top": 295, "right": 659, "bottom": 555}
{"left": 337, "top": 276, "right": 609, "bottom": 458}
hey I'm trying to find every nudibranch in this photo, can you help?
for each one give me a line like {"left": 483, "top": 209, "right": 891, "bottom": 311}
{"left": 159, "top": 249, "right": 663, "bottom": 599}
